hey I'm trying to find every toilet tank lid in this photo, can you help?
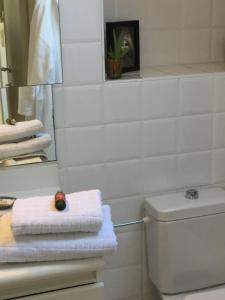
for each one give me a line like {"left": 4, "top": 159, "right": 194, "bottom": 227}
{"left": 145, "top": 188, "right": 225, "bottom": 221}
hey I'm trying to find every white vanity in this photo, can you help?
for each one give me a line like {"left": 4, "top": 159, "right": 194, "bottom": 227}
{"left": 0, "top": 257, "right": 105, "bottom": 300}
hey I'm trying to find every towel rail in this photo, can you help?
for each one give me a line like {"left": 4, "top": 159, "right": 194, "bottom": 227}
{"left": 113, "top": 216, "right": 151, "bottom": 228}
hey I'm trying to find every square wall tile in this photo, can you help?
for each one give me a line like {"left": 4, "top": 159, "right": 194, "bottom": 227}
{"left": 142, "top": 30, "right": 181, "bottom": 66}
{"left": 182, "top": 0, "right": 211, "bottom": 28}
{"left": 55, "top": 129, "right": 67, "bottom": 167}
{"left": 62, "top": 43, "right": 103, "bottom": 85}
{"left": 180, "top": 77, "right": 213, "bottom": 115}
{"left": 59, "top": 0, "right": 102, "bottom": 42}
{"left": 179, "top": 115, "right": 213, "bottom": 153}
{"left": 142, "top": 155, "right": 178, "bottom": 193}
{"left": 58, "top": 168, "right": 68, "bottom": 191}
{"left": 140, "top": 31, "right": 150, "bottom": 68}
{"left": 142, "top": 119, "right": 178, "bottom": 157}
{"left": 116, "top": 0, "right": 146, "bottom": 23}
{"left": 104, "top": 82, "right": 140, "bottom": 123}
{"left": 213, "top": 113, "right": 225, "bottom": 148}
{"left": 213, "top": 149, "right": 225, "bottom": 183}
{"left": 178, "top": 151, "right": 212, "bottom": 187}
{"left": 143, "top": 262, "right": 158, "bottom": 297}
{"left": 105, "top": 230, "right": 142, "bottom": 269}
{"left": 105, "top": 160, "right": 141, "bottom": 199}
{"left": 66, "top": 164, "right": 106, "bottom": 195}
{"left": 65, "top": 126, "right": 104, "bottom": 166}
{"left": 212, "top": 0, "right": 225, "bottom": 26}
{"left": 103, "top": 266, "right": 142, "bottom": 300}
{"left": 147, "top": 0, "right": 182, "bottom": 29}
{"left": 104, "top": 0, "right": 116, "bottom": 21}
{"left": 53, "top": 87, "right": 64, "bottom": 129}
{"left": 105, "top": 122, "right": 141, "bottom": 161}
{"left": 106, "top": 196, "right": 144, "bottom": 223}
{"left": 142, "top": 79, "right": 179, "bottom": 119}
{"left": 214, "top": 77, "right": 225, "bottom": 112}
{"left": 211, "top": 29, "right": 225, "bottom": 62}
{"left": 63, "top": 85, "right": 102, "bottom": 127}
{"left": 181, "top": 29, "right": 210, "bottom": 64}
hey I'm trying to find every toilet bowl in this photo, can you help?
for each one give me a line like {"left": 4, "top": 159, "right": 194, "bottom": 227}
{"left": 144, "top": 187, "right": 225, "bottom": 300}
{"left": 161, "top": 285, "right": 225, "bottom": 300}
{"left": 184, "top": 287, "right": 225, "bottom": 300}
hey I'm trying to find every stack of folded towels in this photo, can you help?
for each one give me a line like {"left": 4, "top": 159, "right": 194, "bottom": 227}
{"left": 0, "top": 190, "right": 117, "bottom": 263}
{"left": 0, "top": 119, "right": 52, "bottom": 165}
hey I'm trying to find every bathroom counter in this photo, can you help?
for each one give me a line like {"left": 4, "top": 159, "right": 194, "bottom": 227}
{"left": 0, "top": 257, "right": 104, "bottom": 300}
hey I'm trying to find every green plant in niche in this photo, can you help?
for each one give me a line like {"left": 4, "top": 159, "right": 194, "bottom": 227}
{"left": 106, "top": 30, "right": 129, "bottom": 79}
{"left": 107, "top": 30, "right": 129, "bottom": 59}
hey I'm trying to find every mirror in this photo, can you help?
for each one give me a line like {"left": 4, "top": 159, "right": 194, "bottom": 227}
{"left": 0, "top": 0, "right": 62, "bottom": 88}
{"left": 0, "top": 85, "right": 56, "bottom": 167}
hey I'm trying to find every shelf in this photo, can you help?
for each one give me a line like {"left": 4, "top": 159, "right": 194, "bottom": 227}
{"left": 105, "top": 62, "right": 225, "bottom": 83}
{"left": 143, "top": 62, "right": 225, "bottom": 77}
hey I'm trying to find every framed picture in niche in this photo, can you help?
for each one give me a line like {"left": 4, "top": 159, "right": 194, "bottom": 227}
{"left": 106, "top": 20, "right": 140, "bottom": 73}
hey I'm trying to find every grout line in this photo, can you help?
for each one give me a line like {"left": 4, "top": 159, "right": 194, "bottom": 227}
{"left": 209, "top": 0, "right": 214, "bottom": 61}
{"left": 139, "top": 80, "right": 145, "bottom": 196}
{"left": 61, "top": 39, "right": 102, "bottom": 45}
{"left": 114, "top": 0, "right": 118, "bottom": 20}
{"left": 210, "top": 76, "right": 216, "bottom": 184}
{"left": 140, "top": 26, "right": 217, "bottom": 32}
{"left": 177, "top": 78, "right": 182, "bottom": 155}
{"left": 55, "top": 112, "right": 221, "bottom": 130}
{"left": 58, "top": 67, "right": 225, "bottom": 89}
{"left": 59, "top": 148, "right": 223, "bottom": 170}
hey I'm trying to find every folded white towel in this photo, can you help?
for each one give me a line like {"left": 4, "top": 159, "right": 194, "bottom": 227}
{"left": 0, "top": 134, "right": 51, "bottom": 161}
{"left": 12, "top": 190, "right": 103, "bottom": 235}
{"left": 0, "top": 120, "right": 44, "bottom": 144}
{"left": 3, "top": 150, "right": 48, "bottom": 161}
{"left": 2, "top": 156, "right": 43, "bottom": 167}
{"left": 0, "top": 206, "right": 117, "bottom": 263}
{"left": 0, "top": 151, "right": 47, "bottom": 167}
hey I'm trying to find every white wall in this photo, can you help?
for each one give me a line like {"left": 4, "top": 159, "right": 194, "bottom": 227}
{"left": 104, "top": 0, "right": 225, "bottom": 66}
{"left": 54, "top": 1, "right": 225, "bottom": 300}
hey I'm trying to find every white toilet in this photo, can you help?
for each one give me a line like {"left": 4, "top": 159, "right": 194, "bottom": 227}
{"left": 144, "top": 187, "right": 225, "bottom": 300}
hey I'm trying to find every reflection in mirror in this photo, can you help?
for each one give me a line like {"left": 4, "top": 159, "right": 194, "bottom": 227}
{"left": 0, "top": 85, "right": 56, "bottom": 167}
{"left": 0, "top": 0, "right": 62, "bottom": 88}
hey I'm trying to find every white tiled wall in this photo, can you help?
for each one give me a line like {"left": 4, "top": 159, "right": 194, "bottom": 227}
{"left": 104, "top": 0, "right": 225, "bottom": 66}
{"left": 55, "top": 1, "right": 225, "bottom": 300}
{"left": 55, "top": 76, "right": 225, "bottom": 299}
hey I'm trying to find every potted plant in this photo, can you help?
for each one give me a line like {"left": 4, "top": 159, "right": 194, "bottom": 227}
{"left": 106, "top": 30, "right": 129, "bottom": 79}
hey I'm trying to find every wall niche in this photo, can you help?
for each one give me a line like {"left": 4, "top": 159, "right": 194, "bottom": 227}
{"left": 103, "top": 0, "right": 225, "bottom": 74}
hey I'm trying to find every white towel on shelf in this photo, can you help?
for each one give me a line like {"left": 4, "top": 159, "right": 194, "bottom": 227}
{"left": 0, "top": 120, "right": 43, "bottom": 144}
{"left": 1, "top": 151, "right": 47, "bottom": 167}
{"left": 12, "top": 190, "right": 103, "bottom": 236}
{"left": 0, "top": 206, "right": 117, "bottom": 263}
{"left": 3, "top": 151, "right": 48, "bottom": 161}
{"left": 0, "top": 134, "right": 51, "bottom": 161}
{"left": 2, "top": 156, "right": 45, "bottom": 167}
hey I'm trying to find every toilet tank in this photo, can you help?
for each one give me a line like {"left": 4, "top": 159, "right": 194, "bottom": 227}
{"left": 144, "top": 187, "right": 225, "bottom": 295}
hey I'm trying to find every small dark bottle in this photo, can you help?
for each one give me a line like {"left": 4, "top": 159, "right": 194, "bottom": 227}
{"left": 55, "top": 191, "right": 66, "bottom": 211}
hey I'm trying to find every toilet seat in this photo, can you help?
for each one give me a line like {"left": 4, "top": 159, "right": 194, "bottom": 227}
{"left": 161, "top": 285, "right": 225, "bottom": 300}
